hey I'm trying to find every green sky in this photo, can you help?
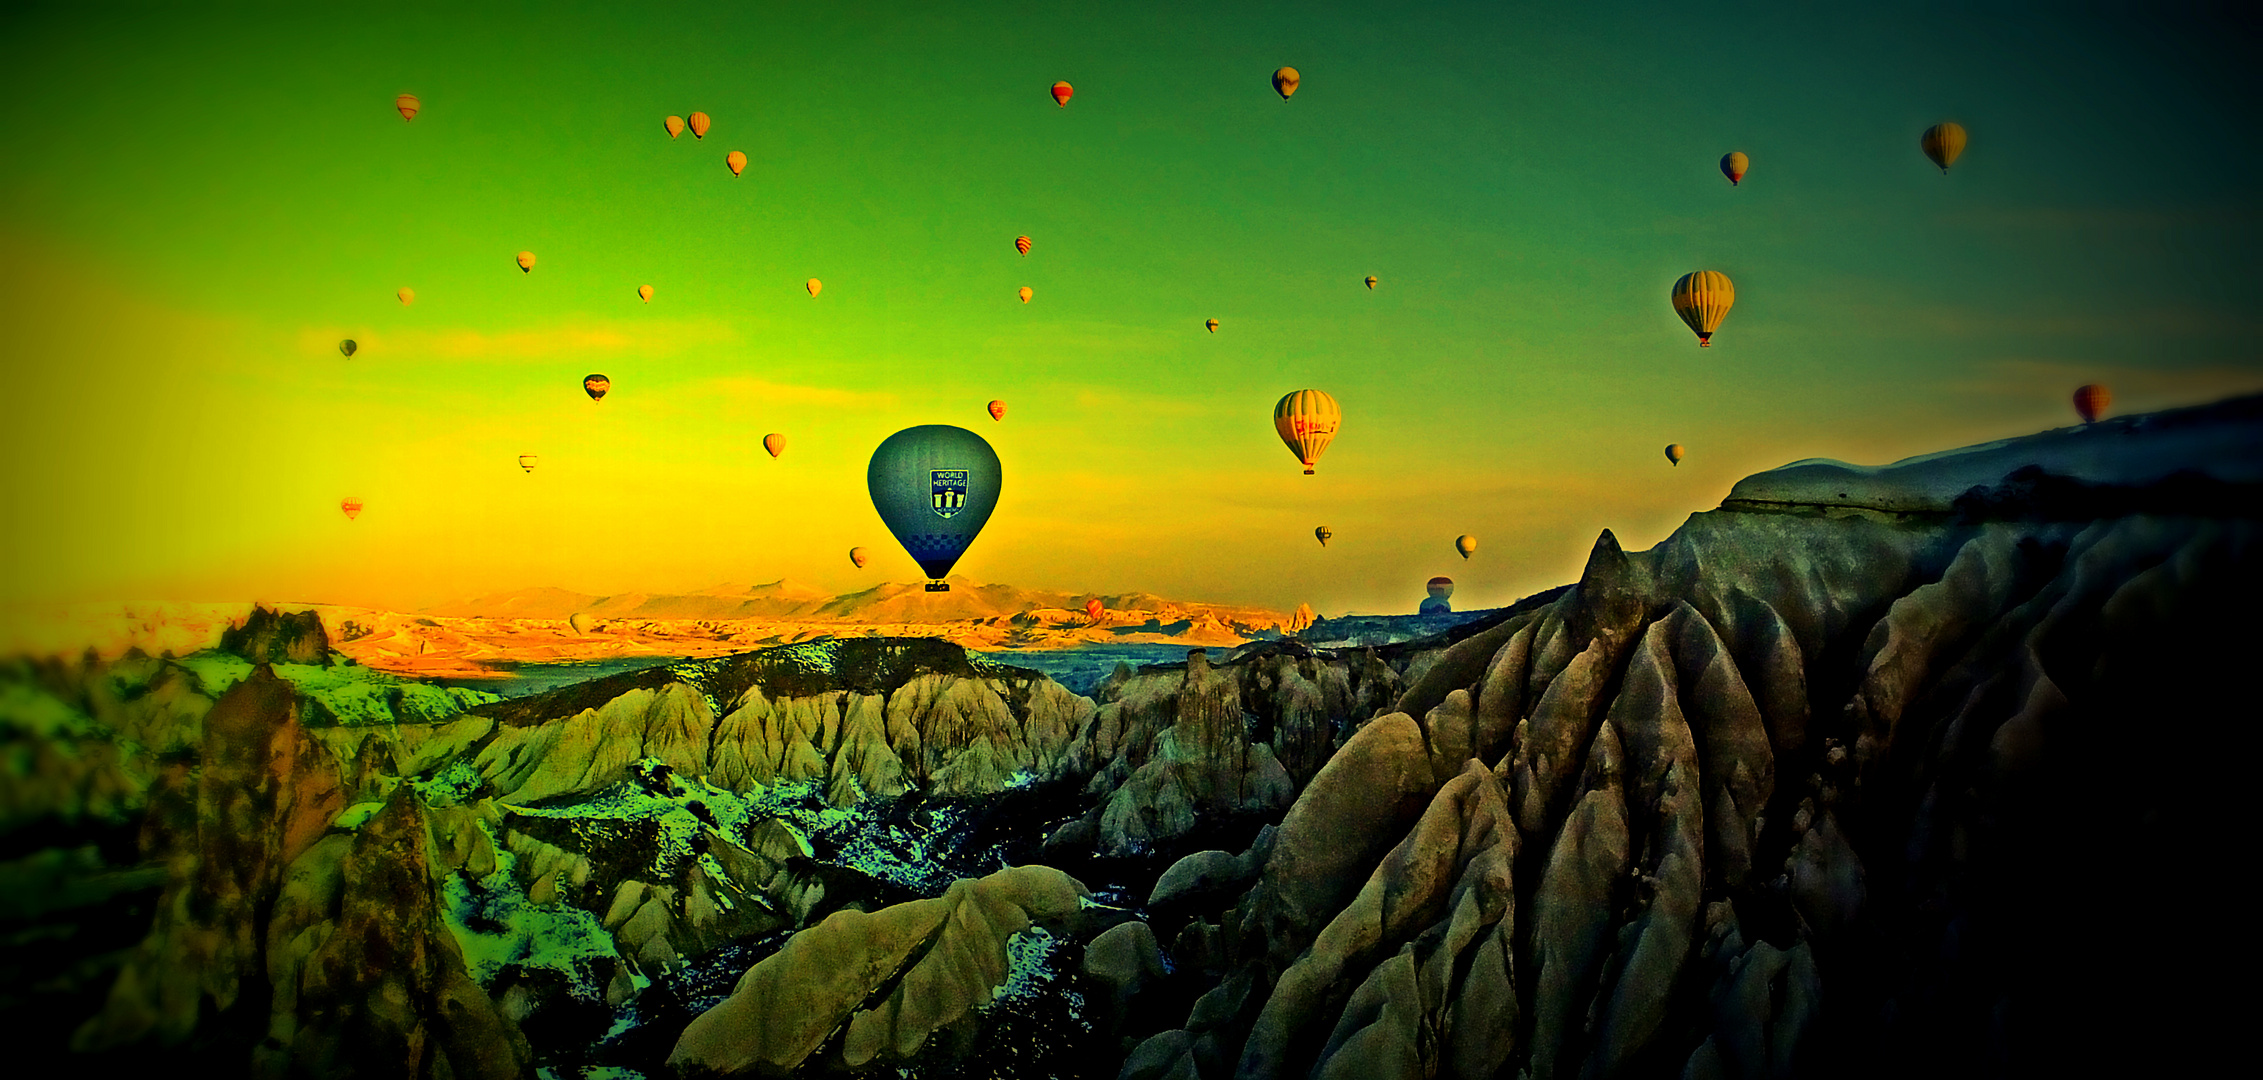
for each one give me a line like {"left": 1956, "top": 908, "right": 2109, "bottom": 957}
{"left": 2, "top": 0, "right": 2257, "bottom": 616}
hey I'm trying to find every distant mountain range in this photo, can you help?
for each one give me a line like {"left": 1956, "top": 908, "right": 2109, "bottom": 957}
{"left": 422, "top": 578, "right": 1293, "bottom": 627}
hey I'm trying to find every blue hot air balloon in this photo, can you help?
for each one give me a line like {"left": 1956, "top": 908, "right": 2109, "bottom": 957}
{"left": 867, "top": 425, "right": 1002, "bottom": 592}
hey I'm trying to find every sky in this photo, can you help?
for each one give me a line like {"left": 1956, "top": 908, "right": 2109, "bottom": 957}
{"left": 1, "top": 0, "right": 2258, "bottom": 618}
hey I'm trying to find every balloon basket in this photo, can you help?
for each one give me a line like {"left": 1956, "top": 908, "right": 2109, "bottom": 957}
{"left": 925, "top": 582, "right": 950, "bottom": 592}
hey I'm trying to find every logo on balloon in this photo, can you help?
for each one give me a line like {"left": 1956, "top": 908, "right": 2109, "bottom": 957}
{"left": 931, "top": 471, "right": 969, "bottom": 517}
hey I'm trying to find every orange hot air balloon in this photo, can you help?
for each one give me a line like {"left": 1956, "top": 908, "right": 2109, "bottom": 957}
{"left": 1015, "top": 235, "right": 1032, "bottom": 256}
{"left": 849, "top": 546, "right": 870, "bottom": 568}
{"left": 2073, "top": 384, "right": 2111, "bottom": 423}
{"left": 664, "top": 115, "right": 685, "bottom": 138}
{"left": 1665, "top": 443, "right": 1685, "bottom": 466}
{"left": 1272, "top": 67, "right": 1300, "bottom": 100}
{"left": 1019, "top": 286, "right": 1033, "bottom": 304}
{"left": 763, "top": 433, "right": 786, "bottom": 458}
{"left": 807, "top": 278, "right": 822, "bottom": 298}
{"left": 395, "top": 93, "right": 420, "bottom": 121}
{"left": 987, "top": 400, "right": 1006, "bottom": 422}
{"left": 518, "top": 454, "right": 539, "bottom": 473}
{"left": 1274, "top": 389, "right": 1341, "bottom": 475}
{"left": 1051, "top": 82, "right": 1073, "bottom": 107}
{"left": 638, "top": 284, "right": 654, "bottom": 303}
{"left": 688, "top": 111, "right": 711, "bottom": 138}
{"left": 1205, "top": 318, "right": 1219, "bottom": 333}
{"left": 397, "top": 286, "right": 415, "bottom": 305}
{"left": 726, "top": 150, "right": 747, "bottom": 176}
{"left": 1720, "top": 152, "right": 1748, "bottom": 186}
{"left": 517, "top": 251, "right": 536, "bottom": 273}
{"left": 583, "top": 374, "right": 610, "bottom": 401}
{"left": 340, "top": 498, "right": 363, "bottom": 521}
{"left": 1085, "top": 598, "right": 1104, "bottom": 622}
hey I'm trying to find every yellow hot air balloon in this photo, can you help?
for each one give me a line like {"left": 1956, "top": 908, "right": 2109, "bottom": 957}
{"left": 518, "top": 454, "right": 538, "bottom": 473}
{"left": 664, "top": 115, "right": 685, "bottom": 138}
{"left": 688, "top": 111, "right": 711, "bottom": 138}
{"left": 1273, "top": 390, "right": 1340, "bottom": 475}
{"left": 1272, "top": 67, "right": 1300, "bottom": 100}
{"left": 1665, "top": 443, "right": 1685, "bottom": 466}
{"left": 638, "top": 284, "right": 654, "bottom": 303}
{"left": 1671, "top": 270, "right": 1734, "bottom": 346}
{"left": 726, "top": 150, "right": 747, "bottom": 176}
{"left": 1019, "top": 286, "right": 1033, "bottom": 304}
{"left": 807, "top": 278, "right": 822, "bottom": 298}
{"left": 1921, "top": 122, "right": 1967, "bottom": 173}
{"left": 1455, "top": 534, "right": 1477, "bottom": 559}
{"left": 517, "top": 250, "right": 536, "bottom": 273}
{"left": 397, "top": 286, "right": 415, "bottom": 305}
{"left": 1364, "top": 275, "right": 1377, "bottom": 289}
{"left": 1315, "top": 526, "right": 1331, "bottom": 547}
{"left": 1205, "top": 318, "right": 1219, "bottom": 333}
{"left": 849, "top": 546, "right": 870, "bottom": 568}
{"left": 763, "top": 433, "right": 786, "bottom": 458}
{"left": 1720, "top": 152, "right": 1749, "bottom": 186}
{"left": 395, "top": 93, "right": 420, "bottom": 121}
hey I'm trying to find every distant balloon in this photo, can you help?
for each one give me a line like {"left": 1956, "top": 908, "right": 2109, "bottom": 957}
{"left": 568, "top": 613, "right": 594, "bottom": 635}
{"left": 338, "top": 339, "right": 357, "bottom": 358}
{"left": 1205, "top": 318, "right": 1219, "bottom": 333}
{"left": 397, "top": 286, "right": 415, "bottom": 305}
{"left": 583, "top": 374, "right": 610, "bottom": 401}
{"left": 1665, "top": 443, "right": 1685, "bottom": 466}
{"left": 664, "top": 115, "right": 685, "bottom": 139}
{"left": 1921, "top": 122, "right": 1967, "bottom": 173}
{"left": 1273, "top": 389, "right": 1341, "bottom": 475}
{"left": 2073, "top": 384, "right": 2111, "bottom": 423}
{"left": 1272, "top": 67, "right": 1300, "bottom": 100}
{"left": 517, "top": 250, "right": 536, "bottom": 273}
{"left": 1019, "top": 286, "right": 1033, "bottom": 304}
{"left": 1315, "top": 526, "right": 1332, "bottom": 547}
{"left": 1051, "top": 82, "right": 1073, "bottom": 107}
{"left": 807, "top": 278, "right": 822, "bottom": 298}
{"left": 518, "top": 454, "right": 538, "bottom": 473}
{"left": 1455, "top": 534, "right": 1477, "bottom": 559}
{"left": 1427, "top": 576, "right": 1455, "bottom": 601}
{"left": 688, "top": 111, "right": 711, "bottom": 138}
{"left": 987, "top": 400, "right": 1006, "bottom": 422}
{"left": 1364, "top": 275, "right": 1378, "bottom": 290}
{"left": 395, "top": 93, "right": 420, "bottom": 121}
{"left": 868, "top": 425, "right": 1002, "bottom": 590}
{"left": 1720, "top": 151, "right": 1749, "bottom": 186}
{"left": 1671, "top": 270, "right": 1734, "bottom": 346}
{"left": 849, "top": 546, "right": 870, "bottom": 568}
{"left": 763, "top": 433, "right": 786, "bottom": 458}
{"left": 726, "top": 150, "right": 747, "bottom": 176}
{"left": 638, "top": 284, "right": 654, "bottom": 303}
{"left": 1015, "top": 235, "right": 1032, "bottom": 256}
{"left": 1085, "top": 598, "right": 1104, "bottom": 622}
{"left": 340, "top": 498, "right": 363, "bottom": 521}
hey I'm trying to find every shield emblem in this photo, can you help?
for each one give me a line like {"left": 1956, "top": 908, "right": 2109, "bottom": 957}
{"left": 930, "top": 469, "right": 969, "bottom": 518}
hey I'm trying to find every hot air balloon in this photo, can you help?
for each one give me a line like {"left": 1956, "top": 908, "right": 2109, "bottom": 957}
{"left": 1426, "top": 577, "right": 1455, "bottom": 601}
{"left": 638, "top": 284, "right": 654, "bottom": 303}
{"left": 664, "top": 115, "right": 685, "bottom": 138}
{"left": 807, "top": 278, "right": 822, "bottom": 298}
{"left": 1205, "top": 318, "right": 1219, "bottom": 333}
{"left": 340, "top": 498, "right": 363, "bottom": 521}
{"left": 763, "top": 433, "right": 786, "bottom": 458}
{"left": 726, "top": 150, "right": 747, "bottom": 176}
{"left": 1051, "top": 82, "right": 1073, "bottom": 107}
{"left": 1671, "top": 271, "right": 1734, "bottom": 346}
{"left": 398, "top": 286, "right": 415, "bottom": 305}
{"left": 568, "top": 613, "right": 594, "bottom": 635}
{"left": 583, "top": 374, "right": 610, "bottom": 401}
{"left": 688, "top": 111, "right": 711, "bottom": 138}
{"left": 1273, "top": 390, "right": 1341, "bottom": 475}
{"left": 987, "top": 400, "right": 1006, "bottom": 422}
{"left": 339, "top": 339, "right": 357, "bottom": 358}
{"left": 868, "top": 425, "right": 1002, "bottom": 591}
{"left": 1364, "top": 276, "right": 1377, "bottom": 289}
{"left": 2073, "top": 384, "right": 2111, "bottom": 423}
{"left": 518, "top": 454, "right": 539, "bottom": 473}
{"left": 517, "top": 251, "right": 536, "bottom": 273}
{"left": 1018, "top": 286, "right": 1033, "bottom": 304}
{"left": 850, "top": 547, "right": 870, "bottom": 568}
{"left": 1315, "top": 526, "right": 1332, "bottom": 547}
{"left": 1720, "top": 152, "right": 1749, "bottom": 186}
{"left": 1085, "top": 598, "right": 1104, "bottom": 622}
{"left": 1455, "top": 534, "right": 1477, "bottom": 559}
{"left": 1921, "top": 122, "right": 1967, "bottom": 173}
{"left": 1015, "top": 236, "right": 1032, "bottom": 256}
{"left": 1665, "top": 443, "right": 1685, "bottom": 466}
{"left": 1272, "top": 67, "right": 1300, "bottom": 100}
{"left": 395, "top": 94, "right": 420, "bottom": 121}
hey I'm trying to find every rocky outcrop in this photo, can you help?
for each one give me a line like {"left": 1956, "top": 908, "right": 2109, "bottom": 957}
{"left": 1091, "top": 650, "right": 1295, "bottom": 856}
{"left": 220, "top": 606, "right": 332, "bottom": 666}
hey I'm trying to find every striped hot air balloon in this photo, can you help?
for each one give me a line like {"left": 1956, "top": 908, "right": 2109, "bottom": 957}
{"left": 1015, "top": 235, "right": 1032, "bottom": 256}
{"left": 1051, "top": 82, "right": 1073, "bottom": 107}
{"left": 340, "top": 498, "right": 363, "bottom": 521}
{"left": 395, "top": 94, "right": 420, "bottom": 121}
{"left": 1922, "top": 122, "right": 1967, "bottom": 173}
{"left": 1671, "top": 271, "right": 1735, "bottom": 346}
{"left": 726, "top": 150, "right": 746, "bottom": 176}
{"left": 764, "top": 433, "right": 786, "bottom": 458}
{"left": 583, "top": 374, "right": 610, "bottom": 401}
{"left": 688, "top": 111, "right": 710, "bottom": 138}
{"left": 1273, "top": 390, "right": 1341, "bottom": 475}
{"left": 2073, "top": 384, "right": 2111, "bottom": 423}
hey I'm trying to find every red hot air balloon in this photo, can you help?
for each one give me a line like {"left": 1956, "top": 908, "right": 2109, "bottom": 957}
{"left": 1051, "top": 82, "right": 1073, "bottom": 107}
{"left": 987, "top": 400, "right": 1006, "bottom": 421}
{"left": 340, "top": 498, "right": 363, "bottom": 521}
{"left": 1015, "top": 235, "right": 1032, "bottom": 256}
{"left": 2073, "top": 384, "right": 2111, "bottom": 423}
{"left": 1085, "top": 598, "right": 1104, "bottom": 622}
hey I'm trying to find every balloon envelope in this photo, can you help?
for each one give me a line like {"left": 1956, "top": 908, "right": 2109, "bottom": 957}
{"left": 726, "top": 150, "right": 747, "bottom": 176}
{"left": 868, "top": 425, "right": 1002, "bottom": 585}
{"left": 1427, "top": 576, "right": 1455, "bottom": 600}
{"left": 1315, "top": 526, "right": 1331, "bottom": 547}
{"left": 1273, "top": 389, "right": 1341, "bottom": 474}
{"left": 1015, "top": 236, "right": 1032, "bottom": 256}
{"left": 1018, "top": 286, "right": 1033, "bottom": 303}
{"left": 338, "top": 339, "right": 356, "bottom": 358}
{"left": 568, "top": 613, "right": 593, "bottom": 635}
{"left": 583, "top": 374, "right": 610, "bottom": 401}
{"left": 397, "top": 286, "right": 414, "bottom": 305}
{"left": 664, "top": 115, "right": 685, "bottom": 138}
{"left": 987, "top": 400, "right": 1006, "bottom": 422}
{"left": 1922, "top": 122, "right": 1967, "bottom": 172}
{"left": 1085, "top": 598, "right": 1104, "bottom": 621}
{"left": 518, "top": 454, "right": 538, "bottom": 473}
{"left": 1364, "top": 275, "right": 1377, "bottom": 289}
{"left": 1051, "top": 82, "right": 1073, "bottom": 107}
{"left": 1720, "top": 151, "right": 1748, "bottom": 185}
{"left": 517, "top": 251, "right": 536, "bottom": 273}
{"left": 1665, "top": 443, "right": 1685, "bottom": 465}
{"left": 1671, "top": 271, "right": 1734, "bottom": 346}
{"left": 638, "top": 284, "right": 654, "bottom": 303}
{"left": 807, "top": 278, "right": 822, "bottom": 297}
{"left": 763, "top": 433, "right": 786, "bottom": 458}
{"left": 849, "top": 546, "right": 870, "bottom": 568}
{"left": 1455, "top": 534, "right": 1477, "bottom": 559}
{"left": 688, "top": 111, "right": 710, "bottom": 138}
{"left": 1273, "top": 67, "right": 1299, "bottom": 99}
{"left": 1205, "top": 318, "right": 1219, "bottom": 333}
{"left": 395, "top": 93, "right": 419, "bottom": 121}
{"left": 2073, "top": 384, "right": 2111, "bottom": 423}
{"left": 340, "top": 498, "right": 363, "bottom": 520}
